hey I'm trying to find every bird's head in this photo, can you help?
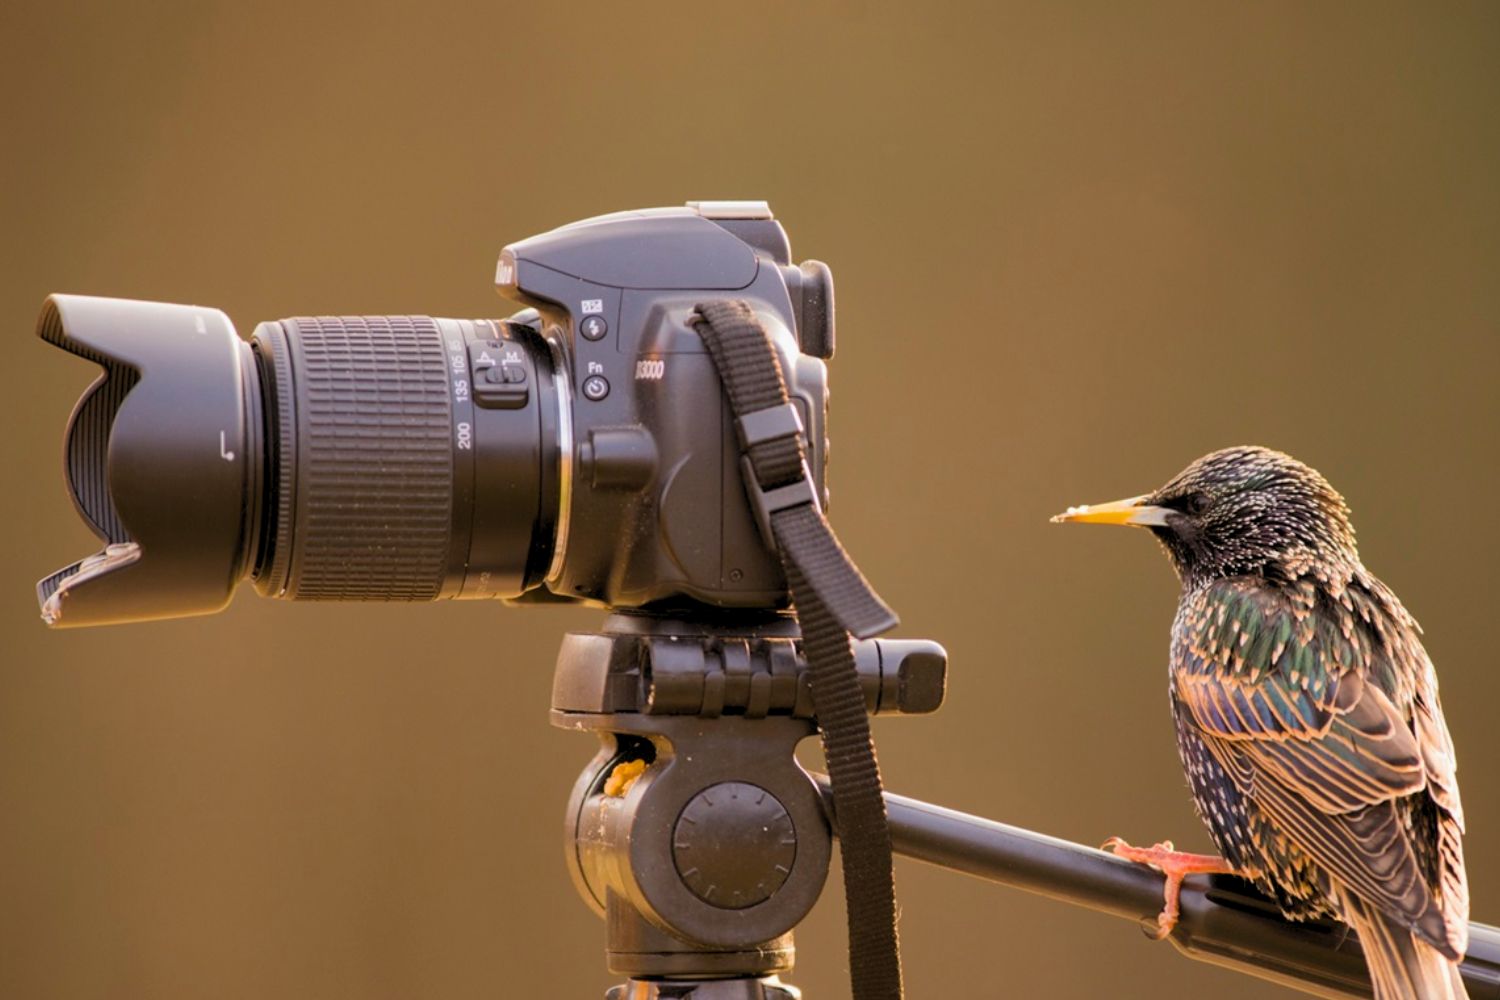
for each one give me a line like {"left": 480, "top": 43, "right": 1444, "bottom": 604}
{"left": 1052, "top": 446, "right": 1358, "bottom": 587}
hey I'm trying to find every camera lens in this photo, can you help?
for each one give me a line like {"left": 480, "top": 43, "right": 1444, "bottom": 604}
{"left": 250, "top": 314, "right": 559, "bottom": 602}
{"left": 36, "top": 295, "right": 560, "bottom": 627}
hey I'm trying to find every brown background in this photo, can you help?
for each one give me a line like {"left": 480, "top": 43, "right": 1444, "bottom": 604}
{"left": 1, "top": 2, "right": 1495, "bottom": 997}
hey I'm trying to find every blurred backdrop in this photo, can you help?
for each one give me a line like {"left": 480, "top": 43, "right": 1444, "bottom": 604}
{"left": 1, "top": 2, "right": 1496, "bottom": 997}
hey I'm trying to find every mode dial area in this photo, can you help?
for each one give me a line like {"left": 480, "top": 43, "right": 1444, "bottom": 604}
{"left": 469, "top": 339, "right": 529, "bottom": 409}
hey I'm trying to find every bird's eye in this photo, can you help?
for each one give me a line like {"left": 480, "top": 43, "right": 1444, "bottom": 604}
{"left": 1186, "top": 493, "right": 1211, "bottom": 515}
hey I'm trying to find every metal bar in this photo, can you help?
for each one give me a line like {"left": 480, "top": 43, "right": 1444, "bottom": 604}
{"left": 811, "top": 775, "right": 1500, "bottom": 999}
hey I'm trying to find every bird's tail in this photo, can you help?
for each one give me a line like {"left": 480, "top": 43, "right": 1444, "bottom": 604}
{"left": 1338, "top": 889, "right": 1468, "bottom": 1000}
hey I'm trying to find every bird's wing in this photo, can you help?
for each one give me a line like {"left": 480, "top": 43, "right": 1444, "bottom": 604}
{"left": 1409, "top": 650, "right": 1470, "bottom": 956}
{"left": 1173, "top": 579, "right": 1461, "bottom": 955}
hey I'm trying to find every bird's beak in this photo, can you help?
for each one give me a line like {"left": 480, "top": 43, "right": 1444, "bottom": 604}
{"left": 1050, "top": 494, "right": 1173, "bottom": 527}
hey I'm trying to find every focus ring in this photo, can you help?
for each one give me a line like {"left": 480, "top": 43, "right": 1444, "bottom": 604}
{"left": 275, "top": 316, "right": 453, "bottom": 600}
{"left": 250, "top": 322, "right": 298, "bottom": 597}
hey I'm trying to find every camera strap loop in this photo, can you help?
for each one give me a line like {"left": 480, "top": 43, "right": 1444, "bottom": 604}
{"left": 692, "top": 299, "right": 904, "bottom": 1000}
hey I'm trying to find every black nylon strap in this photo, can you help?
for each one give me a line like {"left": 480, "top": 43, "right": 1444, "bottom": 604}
{"left": 692, "top": 299, "right": 903, "bottom": 1000}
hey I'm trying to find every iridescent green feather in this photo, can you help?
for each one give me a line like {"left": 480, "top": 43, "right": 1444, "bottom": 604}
{"left": 1172, "top": 576, "right": 1460, "bottom": 956}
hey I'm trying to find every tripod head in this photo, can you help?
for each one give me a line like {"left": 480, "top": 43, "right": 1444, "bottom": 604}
{"left": 551, "top": 614, "right": 945, "bottom": 995}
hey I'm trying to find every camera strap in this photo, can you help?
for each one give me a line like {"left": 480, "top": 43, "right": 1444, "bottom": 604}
{"left": 692, "top": 300, "right": 904, "bottom": 1000}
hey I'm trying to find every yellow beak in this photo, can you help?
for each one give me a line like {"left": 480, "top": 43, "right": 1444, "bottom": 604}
{"left": 1050, "top": 494, "right": 1173, "bottom": 527}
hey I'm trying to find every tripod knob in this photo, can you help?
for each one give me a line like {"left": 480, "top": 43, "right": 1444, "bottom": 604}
{"left": 673, "top": 782, "right": 797, "bottom": 909}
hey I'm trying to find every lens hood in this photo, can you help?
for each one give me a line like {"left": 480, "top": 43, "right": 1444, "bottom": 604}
{"left": 36, "top": 294, "right": 261, "bottom": 627}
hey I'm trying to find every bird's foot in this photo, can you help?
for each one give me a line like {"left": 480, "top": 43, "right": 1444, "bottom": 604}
{"left": 1101, "top": 836, "right": 1238, "bottom": 940}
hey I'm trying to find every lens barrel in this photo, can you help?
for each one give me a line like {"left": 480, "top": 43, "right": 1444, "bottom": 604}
{"left": 37, "top": 296, "right": 557, "bottom": 626}
{"left": 249, "top": 314, "right": 555, "bottom": 602}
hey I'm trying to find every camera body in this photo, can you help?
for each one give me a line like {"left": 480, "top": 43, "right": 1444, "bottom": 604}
{"left": 37, "top": 202, "right": 838, "bottom": 626}
{"left": 497, "top": 201, "right": 834, "bottom": 611}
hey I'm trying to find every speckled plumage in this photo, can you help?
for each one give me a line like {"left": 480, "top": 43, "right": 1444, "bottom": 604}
{"left": 1076, "top": 447, "right": 1469, "bottom": 1000}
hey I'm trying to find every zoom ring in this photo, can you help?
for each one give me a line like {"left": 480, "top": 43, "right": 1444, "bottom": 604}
{"left": 277, "top": 316, "right": 453, "bottom": 600}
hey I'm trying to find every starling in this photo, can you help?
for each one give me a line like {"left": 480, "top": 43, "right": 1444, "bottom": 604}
{"left": 1053, "top": 446, "right": 1469, "bottom": 1000}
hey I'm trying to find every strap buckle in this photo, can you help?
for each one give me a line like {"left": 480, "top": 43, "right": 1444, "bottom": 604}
{"left": 740, "top": 455, "right": 821, "bottom": 549}
{"left": 735, "top": 401, "right": 821, "bottom": 546}
{"left": 735, "top": 401, "right": 804, "bottom": 451}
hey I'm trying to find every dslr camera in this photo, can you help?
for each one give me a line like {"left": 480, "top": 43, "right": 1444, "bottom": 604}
{"left": 37, "top": 201, "right": 836, "bottom": 627}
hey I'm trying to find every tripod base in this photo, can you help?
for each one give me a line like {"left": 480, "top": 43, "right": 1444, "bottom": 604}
{"left": 606, "top": 976, "right": 800, "bottom": 1000}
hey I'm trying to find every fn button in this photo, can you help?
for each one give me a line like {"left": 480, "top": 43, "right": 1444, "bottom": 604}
{"left": 582, "top": 375, "right": 610, "bottom": 401}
